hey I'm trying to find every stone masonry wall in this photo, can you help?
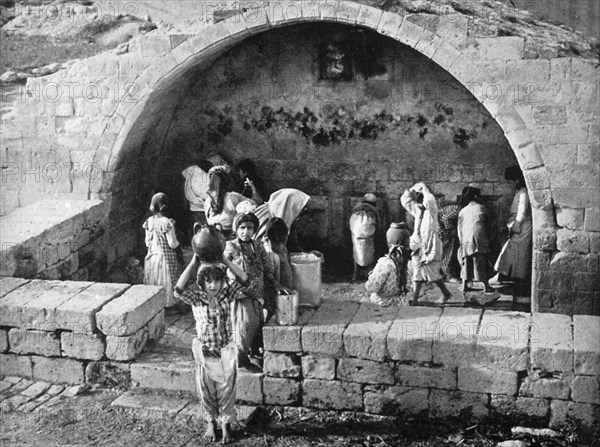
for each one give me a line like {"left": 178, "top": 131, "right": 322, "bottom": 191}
{"left": 0, "top": 1, "right": 598, "bottom": 313}
{"left": 256, "top": 302, "right": 600, "bottom": 432}
{"left": 0, "top": 278, "right": 165, "bottom": 386}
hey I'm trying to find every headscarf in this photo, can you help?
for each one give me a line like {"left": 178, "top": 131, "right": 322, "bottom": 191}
{"left": 150, "top": 192, "right": 168, "bottom": 214}
{"left": 268, "top": 189, "right": 310, "bottom": 231}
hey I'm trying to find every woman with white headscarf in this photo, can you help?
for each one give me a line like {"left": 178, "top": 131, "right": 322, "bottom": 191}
{"left": 253, "top": 188, "right": 311, "bottom": 245}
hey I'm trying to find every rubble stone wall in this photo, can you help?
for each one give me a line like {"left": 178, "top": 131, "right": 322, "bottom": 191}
{"left": 0, "top": 278, "right": 165, "bottom": 385}
{"left": 0, "top": 1, "right": 598, "bottom": 314}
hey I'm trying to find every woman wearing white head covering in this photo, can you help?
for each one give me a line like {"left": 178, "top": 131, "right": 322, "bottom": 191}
{"left": 253, "top": 188, "right": 311, "bottom": 242}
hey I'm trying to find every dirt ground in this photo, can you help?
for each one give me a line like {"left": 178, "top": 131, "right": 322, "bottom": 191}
{"left": 0, "top": 386, "right": 595, "bottom": 447}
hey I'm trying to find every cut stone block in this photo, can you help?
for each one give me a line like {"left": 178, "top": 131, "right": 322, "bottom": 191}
{"left": 111, "top": 391, "right": 188, "bottom": 416}
{"left": 105, "top": 326, "right": 149, "bottom": 361}
{"left": 530, "top": 313, "right": 573, "bottom": 373}
{"left": 364, "top": 385, "right": 429, "bottom": 415}
{"left": 0, "top": 394, "right": 33, "bottom": 412}
{"left": 302, "top": 300, "right": 359, "bottom": 356}
{"left": 571, "top": 375, "right": 600, "bottom": 404}
{"left": 303, "top": 379, "right": 363, "bottom": 410}
{"left": 573, "top": 315, "right": 600, "bottom": 375}
{"left": 550, "top": 400, "right": 600, "bottom": 431}
{"left": 429, "top": 389, "right": 489, "bottom": 419}
{"left": 473, "top": 310, "right": 529, "bottom": 371}
{"left": 343, "top": 303, "right": 399, "bottom": 361}
{"left": 433, "top": 308, "right": 481, "bottom": 367}
{"left": 519, "top": 376, "right": 570, "bottom": 399}
{"left": 147, "top": 309, "right": 165, "bottom": 341}
{"left": 388, "top": 306, "right": 442, "bottom": 363}
{"left": 263, "top": 377, "right": 301, "bottom": 405}
{"left": 85, "top": 361, "right": 130, "bottom": 389}
{"left": 263, "top": 352, "right": 301, "bottom": 378}
{"left": 395, "top": 365, "right": 456, "bottom": 390}
{"left": 0, "top": 353, "right": 33, "bottom": 378}
{"left": 31, "top": 356, "right": 85, "bottom": 384}
{"left": 0, "top": 280, "right": 62, "bottom": 327}
{"left": 54, "top": 282, "right": 130, "bottom": 333}
{"left": 96, "top": 285, "right": 166, "bottom": 336}
{"left": 131, "top": 351, "right": 195, "bottom": 393}
{"left": 237, "top": 370, "right": 263, "bottom": 405}
{"left": 8, "top": 328, "right": 60, "bottom": 356}
{"left": 337, "top": 358, "right": 394, "bottom": 385}
{"left": 18, "top": 384, "right": 64, "bottom": 413}
{"left": 19, "top": 281, "right": 95, "bottom": 331}
{"left": 21, "top": 381, "right": 51, "bottom": 398}
{"left": 0, "top": 277, "right": 29, "bottom": 298}
{"left": 60, "top": 332, "right": 105, "bottom": 360}
{"left": 458, "top": 365, "right": 518, "bottom": 395}
{"left": 302, "top": 355, "right": 335, "bottom": 380}
{"left": 263, "top": 308, "right": 315, "bottom": 352}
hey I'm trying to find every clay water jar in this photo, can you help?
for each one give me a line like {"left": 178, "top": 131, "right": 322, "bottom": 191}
{"left": 387, "top": 222, "right": 410, "bottom": 247}
{"left": 192, "top": 223, "right": 226, "bottom": 263}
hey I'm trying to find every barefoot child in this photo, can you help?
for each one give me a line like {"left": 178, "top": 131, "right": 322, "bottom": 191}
{"left": 175, "top": 256, "right": 251, "bottom": 444}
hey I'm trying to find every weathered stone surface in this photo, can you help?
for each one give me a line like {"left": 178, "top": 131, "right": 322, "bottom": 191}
{"left": 111, "top": 391, "right": 188, "bottom": 416}
{"left": 302, "top": 355, "right": 335, "bottom": 380}
{"left": 519, "top": 376, "right": 570, "bottom": 399}
{"left": 584, "top": 207, "right": 600, "bottom": 232}
{"left": 337, "top": 358, "right": 394, "bottom": 385}
{"left": 343, "top": 303, "right": 398, "bottom": 361}
{"left": 571, "top": 376, "right": 600, "bottom": 404}
{"left": 96, "top": 285, "right": 165, "bottom": 336}
{"left": 21, "top": 381, "right": 51, "bottom": 399}
{"left": 54, "top": 282, "right": 130, "bottom": 333}
{"left": 263, "top": 377, "right": 301, "bottom": 405}
{"left": 105, "top": 326, "right": 148, "bottom": 361}
{"left": 31, "top": 356, "right": 85, "bottom": 384}
{"left": 429, "top": 389, "right": 489, "bottom": 419}
{"left": 263, "top": 308, "right": 315, "bottom": 352}
{"left": 0, "top": 353, "right": 33, "bottom": 378}
{"left": 473, "top": 310, "right": 529, "bottom": 371}
{"left": 303, "top": 379, "right": 363, "bottom": 410}
{"left": 556, "top": 229, "right": 590, "bottom": 253}
{"left": 263, "top": 352, "right": 301, "bottom": 378}
{"left": 0, "top": 280, "right": 63, "bottom": 327}
{"left": 0, "top": 277, "right": 29, "bottom": 298}
{"left": 433, "top": 308, "right": 481, "bottom": 367}
{"left": 131, "top": 351, "right": 195, "bottom": 394}
{"left": 556, "top": 208, "right": 585, "bottom": 230}
{"left": 388, "top": 306, "right": 442, "bottom": 363}
{"left": 364, "top": 385, "right": 428, "bottom": 415}
{"left": 0, "top": 329, "right": 8, "bottom": 353}
{"left": 8, "top": 328, "right": 60, "bottom": 356}
{"left": 85, "top": 361, "right": 130, "bottom": 389}
{"left": 60, "top": 332, "right": 105, "bottom": 360}
{"left": 550, "top": 400, "right": 600, "bottom": 431}
{"left": 395, "top": 365, "right": 456, "bottom": 390}
{"left": 530, "top": 313, "right": 573, "bottom": 373}
{"left": 302, "top": 300, "right": 359, "bottom": 356}
{"left": 236, "top": 370, "right": 263, "bottom": 405}
{"left": 18, "top": 281, "right": 95, "bottom": 331}
{"left": 516, "top": 397, "right": 551, "bottom": 418}
{"left": 458, "top": 365, "right": 517, "bottom": 395}
{"left": 573, "top": 315, "right": 600, "bottom": 375}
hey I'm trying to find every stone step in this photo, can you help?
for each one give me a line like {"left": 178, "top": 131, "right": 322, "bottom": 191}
{"left": 130, "top": 350, "right": 264, "bottom": 405}
{"left": 111, "top": 390, "right": 258, "bottom": 427}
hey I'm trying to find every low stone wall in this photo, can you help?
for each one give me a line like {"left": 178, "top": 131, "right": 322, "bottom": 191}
{"left": 0, "top": 278, "right": 165, "bottom": 385}
{"left": 0, "top": 199, "right": 109, "bottom": 281}
{"left": 255, "top": 301, "right": 600, "bottom": 431}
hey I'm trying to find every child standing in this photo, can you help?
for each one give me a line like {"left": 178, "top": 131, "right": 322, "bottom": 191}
{"left": 263, "top": 217, "right": 293, "bottom": 320}
{"left": 143, "top": 193, "right": 184, "bottom": 307}
{"left": 174, "top": 256, "right": 251, "bottom": 444}
{"left": 224, "top": 211, "right": 280, "bottom": 369}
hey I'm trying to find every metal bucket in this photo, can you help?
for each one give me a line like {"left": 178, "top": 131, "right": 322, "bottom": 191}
{"left": 290, "top": 252, "right": 323, "bottom": 307}
{"left": 276, "top": 290, "right": 299, "bottom": 325}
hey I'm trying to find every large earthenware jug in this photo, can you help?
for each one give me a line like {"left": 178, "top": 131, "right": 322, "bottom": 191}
{"left": 276, "top": 289, "right": 299, "bottom": 325}
{"left": 192, "top": 223, "right": 226, "bottom": 263}
{"left": 290, "top": 251, "right": 323, "bottom": 307}
{"left": 386, "top": 222, "right": 411, "bottom": 247}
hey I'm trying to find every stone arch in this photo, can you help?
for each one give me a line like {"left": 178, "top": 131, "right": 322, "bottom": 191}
{"left": 93, "top": 1, "right": 558, "bottom": 309}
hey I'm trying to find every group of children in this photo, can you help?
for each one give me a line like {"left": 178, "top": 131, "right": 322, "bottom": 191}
{"left": 142, "top": 177, "right": 299, "bottom": 443}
